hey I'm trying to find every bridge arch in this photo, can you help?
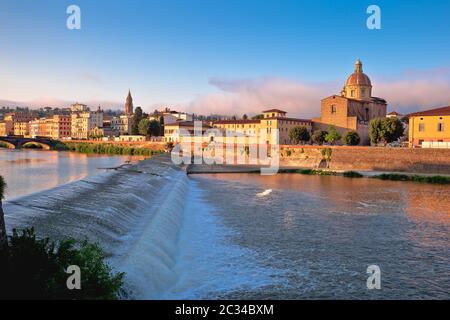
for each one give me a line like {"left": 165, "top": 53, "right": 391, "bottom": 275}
{"left": 21, "top": 141, "right": 51, "bottom": 150}
{"left": 0, "top": 139, "right": 16, "bottom": 149}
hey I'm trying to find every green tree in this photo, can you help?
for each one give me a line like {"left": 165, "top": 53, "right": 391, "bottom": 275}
{"left": 148, "top": 120, "right": 161, "bottom": 137}
{"left": 343, "top": 130, "right": 361, "bottom": 146}
{"left": 131, "top": 107, "right": 143, "bottom": 135}
{"left": 311, "top": 130, "right": 328, "bottom": 145}
{"left": 0, "top": 176, "right": 6, "bottom": 247}
{"left": 0, "top": 228, "right": 124, "bottom": 299}
{"left": 369, "top": 117, "right": 404, "bottom": 145}
{"left": 324, "top": 126, "right": 342, "bottom": 145}
{"left": 289, "top": 126, "right": 311, "bottom": 144}
{"left": 138, "top": 118, "right": 151, "bottom": 136}
{"left": 242, "top": 114, "right": 248, "bottom": 120}
{"left": 159, "top": 115, "right": 165, "bottom": 136}
{"left": 251, "top": 114, "right": 264, "bottom": 120}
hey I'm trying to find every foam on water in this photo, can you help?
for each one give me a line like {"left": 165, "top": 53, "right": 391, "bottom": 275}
{"left": 3, "top": 157, "right": 281, "bottom": 299}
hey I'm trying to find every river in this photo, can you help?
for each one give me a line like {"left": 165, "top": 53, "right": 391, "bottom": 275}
{"left": 1, "top": 151, "right": 449, "bottom": 299}
{"left": 0, "top": 149, "right": 143, "bottom": 200}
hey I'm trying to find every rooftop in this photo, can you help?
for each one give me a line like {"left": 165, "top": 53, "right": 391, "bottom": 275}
{"left": 262, "top": 109, "right": 287, "bottom": 113}
{"left": 407, "top": 106, "right": 450, "bottom": 117}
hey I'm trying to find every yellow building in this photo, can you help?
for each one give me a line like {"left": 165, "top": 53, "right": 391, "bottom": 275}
{"left": 408, "top": 106, "right": 450, "bottom": 148}
{"left": 71, "top": 106, "right": 104, "bottom": 140}
{"left": 164, "top": 121, "right": 211, "bottom": 143}
{"left": 0, "top": 121, "right": 13, "bottom": 136}
{"left": 13, "top": 122, "right": 31, "bottom": 136}
{"left": 213, "top": 109, "right": 312, "bottom": 145}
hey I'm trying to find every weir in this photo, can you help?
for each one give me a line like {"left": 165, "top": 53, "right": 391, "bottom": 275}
{"left": 3, "top": 154, "right": 190, "bottom": 298}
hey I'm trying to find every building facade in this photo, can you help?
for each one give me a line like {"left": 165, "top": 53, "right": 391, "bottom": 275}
{"left": 212, "top": 109, "right": 312, "bottom": 145}
{"left": 312, "top": 60, "right": 387, "bottom": 144}
{"left": 111, "top": 114, "right": 132, "bottom": 135}
{"left": 71, "top": 106, "right": 104, "bottom": 140}
{"left": 408, "top": 106, "right": 450, "bottom": 148}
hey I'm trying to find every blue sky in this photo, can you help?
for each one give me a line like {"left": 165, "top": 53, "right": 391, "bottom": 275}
{"left": 0, "top": 0, "right": 449, "bottom": 116}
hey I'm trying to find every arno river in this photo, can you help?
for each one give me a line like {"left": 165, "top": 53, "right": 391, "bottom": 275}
{"left": 0, "top": 149, "right": 142, "bottom": 199}
{"left": 1, "top": 149, "right": 449, "bottom": 299}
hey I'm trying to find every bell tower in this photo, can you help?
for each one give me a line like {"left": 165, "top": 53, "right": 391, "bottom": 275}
{"left": 125, "top": 90, "right": 134, "bottom": 115}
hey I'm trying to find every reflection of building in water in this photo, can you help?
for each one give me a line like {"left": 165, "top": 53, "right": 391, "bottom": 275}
{"left": 404, "top": 185, "right": 450, "bottom": 225}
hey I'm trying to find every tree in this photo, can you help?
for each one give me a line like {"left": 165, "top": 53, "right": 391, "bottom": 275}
{"left": 159, "top": 115, "right": 165, "bottom": 136}
{"left": 148, "top": 120, "right": 161, "bottom": 137}
{"left": 311, "top": 130, "right": 328, "bottom": 145}
{"left": 242, "top": 114, "right": 248, "bottom": 120}
{"left": 252, "top": 114, "right": 264, "bottom": 120}
{"left": 0, "top": 228, "right": 124, "bottom": 299}
{"left": 324, "top": 126, "right": 342, "bottom": 145}
{"left": 343, "top": 130, "right": 361, "bottom": 146}
{"left": 0, "top": 176, "right": 6, "bottom": 247}
{"left": 289, "top": 126, "right": 311, "bottom": 144}
{"left": 131, "top": 107, "right": 143, "bottom": 135}
{"left": 369, "top": 117, "right": 404, "bottom": 145}
{"left": 138, "top": 119, "right": 161, "bottom": 137}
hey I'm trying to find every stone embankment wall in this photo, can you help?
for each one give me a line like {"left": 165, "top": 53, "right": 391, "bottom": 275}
{"left": 279, "top": 145, "right": 450, "bottom": 174}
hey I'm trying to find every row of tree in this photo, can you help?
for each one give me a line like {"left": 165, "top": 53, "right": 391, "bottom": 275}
{"left": 288, "top": 117, "right": 405, "bottom": 146}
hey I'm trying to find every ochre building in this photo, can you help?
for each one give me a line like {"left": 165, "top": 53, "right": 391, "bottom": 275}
{"left": 408, "top": 106, "right": 450, "bottom": 148}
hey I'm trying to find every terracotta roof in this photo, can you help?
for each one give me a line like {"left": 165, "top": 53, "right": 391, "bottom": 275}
{"left": 407, "top": 106, "right": 450, "bottom": 117}
{"left": 263, "top": 117, "right": 312, "bottom": 122}
{"left": 262, "top": 109, "right": 287, "bottom": 113}
{"left": 345, "top": 72, "right": 372, "bottom": 86}
{"left": 387, "top": 111, "right": 402, "bottom": 116}
{"left": 213, "top": 119, "right": 261, "bottom": 125}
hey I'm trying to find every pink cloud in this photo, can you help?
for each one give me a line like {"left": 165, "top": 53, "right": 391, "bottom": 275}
{"left": 188, "top": 67, "right": 450, "bottom": 117}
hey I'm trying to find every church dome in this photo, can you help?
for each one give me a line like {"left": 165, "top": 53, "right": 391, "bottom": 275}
{"left": 345, "top": 59, "right": 372, "bottom": 86}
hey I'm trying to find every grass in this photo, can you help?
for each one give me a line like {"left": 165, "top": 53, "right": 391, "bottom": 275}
{"left": 62, "top": 142, "right": 163, "bottom": 157}
{"left": 373, "top": 173, "right": 450, "bottom": 184}
{"left": 0, "top": 142, "right": 9, "bottom": 148}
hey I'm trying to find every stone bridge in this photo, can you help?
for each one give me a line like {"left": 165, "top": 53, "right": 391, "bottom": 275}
{"left": 0, "top": 136, "right": 60, "bottom": 150}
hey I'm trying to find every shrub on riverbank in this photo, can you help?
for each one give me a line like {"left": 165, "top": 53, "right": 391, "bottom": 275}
{"left": 0, "top": 228, "right": 124, "bottom": 299}
{"left": 373, "top": 173, "right": 450, "bottom": 184}
{"left": 343, "top": 171, "right": 364, "bottom": 178}
{"left": 22, "top": 142, "right": 43, "bottom": 149}
{"left": 63, "top": 142, "right": 162, "bottom": 157}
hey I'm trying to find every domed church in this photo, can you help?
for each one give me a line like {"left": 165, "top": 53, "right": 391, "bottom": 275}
{"left": 312, "top": 60, "right": 387, "bottom": 144}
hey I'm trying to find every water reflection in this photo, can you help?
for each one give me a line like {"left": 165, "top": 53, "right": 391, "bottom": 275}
{"left": 0, "top": 149, "right": 142, "bottom": 200}
{"left": 192, "top": 173, "right": 450, "bottom": 299}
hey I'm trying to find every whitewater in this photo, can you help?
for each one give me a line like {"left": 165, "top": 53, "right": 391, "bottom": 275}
{"left": 3, "top": 154, "right": 278, "bottom": 299}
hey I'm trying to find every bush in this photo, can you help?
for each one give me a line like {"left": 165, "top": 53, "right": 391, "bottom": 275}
{"left": 324, "top": 126, "right": 341, "bottom": 145}
{"left": 369, "top": 117, "right": 404, "bottom": 145}
{"left": 0, "top": 141, "right": 9, "bottom": 148}
{"left": 343, "top": 131, "right": 361, "bottom": 146}
{"left": 289, "top": 126, "right": 311, "bottom": 144}
{"left": 0, "top": 228, "right": 124, "bottom": 299}
{"left": 311, "top": 130, "right": 328, "bottom": 145}
{"left": 62, "top": 142, "right": 162, "bottom": 157}
{"left": 373, "top": 173, "right": 450, "bottom": 184}
{"left": 343, "top": 171, "right": 363, "bottom": 178}
{"left": 321, "top": 148, "right": 332, "bottom": 160}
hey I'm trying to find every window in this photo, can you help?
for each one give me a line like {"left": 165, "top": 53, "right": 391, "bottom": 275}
{"left": 361, "top": 89, "right": 365, "bottom": 97}
{"left": 351, "top": 90, "right": 355, "bottom": 97}
{"left": 438, "top": 123, "right": 444, "bottom": 132}
{"left": 419, "top": 123, "right": 425, "bottom": 132}
{"left": 331, "top": 105, "right": 337, "bottom": 113}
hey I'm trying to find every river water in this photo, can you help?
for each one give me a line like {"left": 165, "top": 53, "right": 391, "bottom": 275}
{"left": 0, "top": 149, "right": 142, "bottom": 200}
{"left": 1, "top": 150, "right": 449, "bottom": 299}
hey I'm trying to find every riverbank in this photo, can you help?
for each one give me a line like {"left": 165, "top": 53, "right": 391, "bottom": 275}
{"left": 60, "top": 141, "right": 165, "bottom": 157}
{"left": 187, "top": 164, "right": 450, "bottom": 184}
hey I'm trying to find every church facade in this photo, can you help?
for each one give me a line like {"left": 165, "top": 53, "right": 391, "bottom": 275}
{"left": 312, "top": 60, "right": 387, "bottom": 144}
